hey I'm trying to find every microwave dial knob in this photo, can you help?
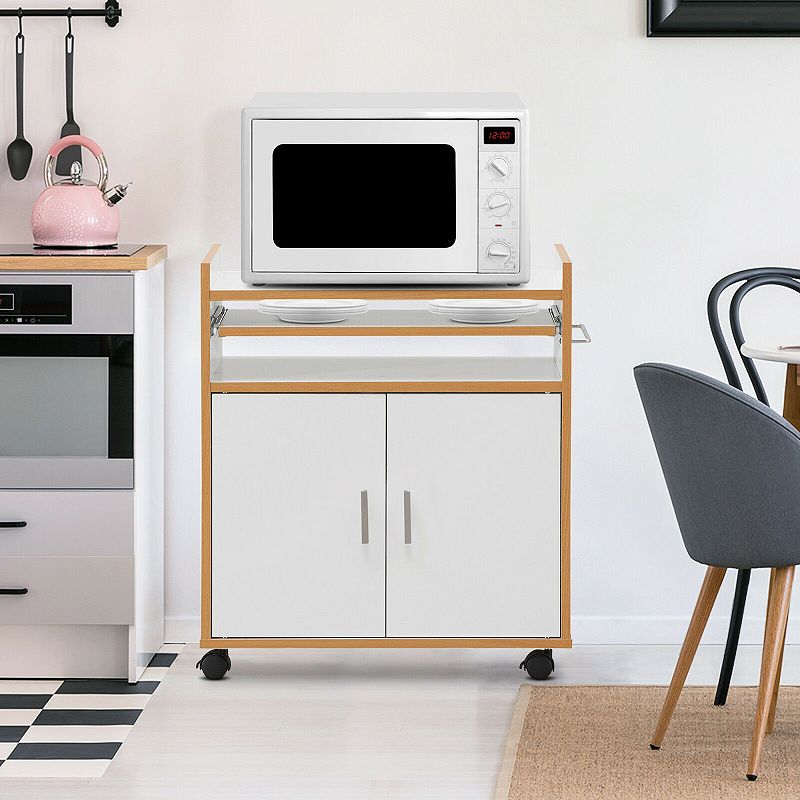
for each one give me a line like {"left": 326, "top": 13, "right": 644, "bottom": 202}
{"left": 487, "top": 156, "right": 511, "bottom": 180}
{"left": 486, "top": 241, "right": 512, "bottom": 265}
{"left": 486, "top": 192, "right": 511, "bottom": 217}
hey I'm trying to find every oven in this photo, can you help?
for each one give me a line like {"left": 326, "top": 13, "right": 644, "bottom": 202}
{"left": 242, "top": 93, "right": 529, "bottom": 285}
{"left": 0, "top": 274, "right": 133, "bottom": 489}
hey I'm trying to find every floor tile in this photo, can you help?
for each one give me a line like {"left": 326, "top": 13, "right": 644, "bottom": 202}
{"left": 0, "top": 682, "right": 61, "bottom": 695}
{"left": 0, "top": 711, "right": 40, "bottom": 727}
{"left": 9, "top": 742, "right": 121, "bottom": 760}
{"left": 139, "top": 667, "right": 170, "bottom": 681}
{"left": 0, "top": 727, "right": 27, "bottom": 743}
{"left": 19, "top": 725, "right": 133, "bottom": 743}
{"left": 0, "top": 696, "right": 50, "bottom": 710}
{"left": 148, "top": 653, "right": 179, "bottom": 667}
{"left": 0, "top": 744, "right": 14, "bottom": 760}
{"left": 44, "top": 694, "right": 152, "bottom": 710}
{"left": 56, "top": 680, "right": 159, "bottom": 695}
{"left": 0, "top": 758, "right": 111, "bottom": 777}
{"left": 34, "top": 709, "right": 141, "bottom": 727}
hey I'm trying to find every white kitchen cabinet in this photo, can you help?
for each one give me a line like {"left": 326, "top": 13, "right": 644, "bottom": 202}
{"left": 385, "top": 394, "right": 561, "bottom": 638}
{"left": 0, "top": 247, "right": 166, "bottom": 680}
{"left": 211, "top": 393, "right": 387, "bottom": 638}
{"left": 210, "top": 393, "right": 560, "bottom": 640}
{"left": 199, "top": 244, "right": 575, "bottom": 680}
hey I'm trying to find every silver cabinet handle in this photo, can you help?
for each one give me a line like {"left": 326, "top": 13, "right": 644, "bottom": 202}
{"left": 403, "top": 490, "right": 412, "bottom": 544}
{"left": 360, "top": 490, "right": 369, "bottom": 544}
{"left": 572, "top": 323, "right": 591, "bottom": 343}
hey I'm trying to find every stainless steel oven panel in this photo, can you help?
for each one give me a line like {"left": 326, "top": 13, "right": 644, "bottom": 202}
{"left": 0, "top": 458, "right": 133, "bottom": 489}
{"left": 0, "top": 273, "right": 133, "bottom": 334}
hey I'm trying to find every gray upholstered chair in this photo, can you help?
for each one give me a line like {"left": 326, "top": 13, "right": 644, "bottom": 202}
{"left": 635, "top": 362, "right": 800, "bottom": 781}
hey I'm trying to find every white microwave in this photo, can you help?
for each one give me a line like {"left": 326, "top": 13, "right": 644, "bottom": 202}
{"left": 241, "top": 93, "right": 529, "bottom": 285}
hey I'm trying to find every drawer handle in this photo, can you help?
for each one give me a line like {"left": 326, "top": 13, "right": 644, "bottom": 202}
{"left": 404, "top": 490, "right": 412, "bottom": 545}
{"left": 360, "top": 490, "right": 369, "bottom": 545}
{"left": 0, "top": 588, "right": 28, "bottom": 595}
{"left": 0, "top": 521, "right": 26, "bottom": 528}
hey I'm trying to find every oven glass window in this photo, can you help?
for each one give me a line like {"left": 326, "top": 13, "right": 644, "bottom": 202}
{"left": 0, "top": 335, "right": 133, "bottom": 462}
{"left": 272, "top": 144, "right": 456, "bottom": 248}
{"left": 0, "top": 357, "right": 108, "bottom": 457}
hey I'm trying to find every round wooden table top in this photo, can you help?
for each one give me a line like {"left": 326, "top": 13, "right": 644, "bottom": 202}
{"left": 741, "top": 343, "right": 800, "bottom": 365}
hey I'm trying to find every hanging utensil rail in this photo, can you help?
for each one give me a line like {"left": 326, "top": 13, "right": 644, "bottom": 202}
{"left": 0, "top": 2, "right": 122, "bottom": 27}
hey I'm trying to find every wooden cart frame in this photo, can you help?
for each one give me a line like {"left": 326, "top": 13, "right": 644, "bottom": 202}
{"left": 200, "top": 243, "right": 572, "bottom": 651}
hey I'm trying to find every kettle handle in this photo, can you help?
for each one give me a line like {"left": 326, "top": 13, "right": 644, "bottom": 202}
{"left": 44, "top": 135, "right": 108, "bottom": 192}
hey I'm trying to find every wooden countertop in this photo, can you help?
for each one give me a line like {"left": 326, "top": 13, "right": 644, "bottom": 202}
{"left": 0, "top": 245, "right": 167, "bottom": 271}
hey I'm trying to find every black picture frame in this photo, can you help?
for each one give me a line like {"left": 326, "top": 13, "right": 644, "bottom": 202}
{"left": 648, "top": 0, "right": 800, "bottom": 36}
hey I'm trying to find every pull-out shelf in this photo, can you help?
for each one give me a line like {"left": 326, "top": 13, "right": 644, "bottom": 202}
{"left": 217, "top": 307, "right": 558, "bottom": 337}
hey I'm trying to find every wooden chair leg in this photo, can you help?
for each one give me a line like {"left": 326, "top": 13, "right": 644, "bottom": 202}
{"left": 766, "top": 619, "right": 788, "bottom": 735}
{"left": 651, "top": 566, "right": 726, "bottom": 750}
{"left": 747, "top": 566, "right": 794, "bottom": 781}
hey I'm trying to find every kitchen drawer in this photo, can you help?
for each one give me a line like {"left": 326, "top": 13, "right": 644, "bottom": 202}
{"left": 0, "top": 557, "right": 133, "bottom": 625}
{"left": 0, "top": 491, "right": 133, "bottom": 556}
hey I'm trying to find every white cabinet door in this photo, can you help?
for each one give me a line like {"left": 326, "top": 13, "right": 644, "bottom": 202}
{"left": 211, "top": 394, "right": 386, "bottom": 638}
{"left": 386, "top": 394, "right": 561, "bottom": 638}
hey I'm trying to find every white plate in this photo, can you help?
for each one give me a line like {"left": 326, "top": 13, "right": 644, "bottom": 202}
{"left": 258, "top": 299, "right": 369, "bottom": 324}
{"left": 428, "top": 298, "right": 539, "bottom": 324}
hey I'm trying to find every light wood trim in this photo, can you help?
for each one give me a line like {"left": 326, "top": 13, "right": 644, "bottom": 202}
{"left": 200, "top": 247, "right": 220, "bottom": 642}
{"left": 651, "top": 566, "right": 726, "bottom": 749}
{"left": 200, "top": 637, "right": 573, "bottom": 649}
{"left": 748, "top": 565, "right": 794, "bottom": 779}
{"left": 210, "top": 381, "right": 563, "bottom": 394}
{"left": 783, "top": 364, "right": 800, "bottom": 431}
{"left": 0, "top": 244, "right": 167, "bottom": 271}
{"left": 767, "top": 614, "right": 787, "bottom": 734}
{"left": 558, "top": 244, "right": 572, "bottom": 642}
{"left": 218, "top": 324, "right": 557, "bottom": 338}
{"left": 210, "top": 288, "right": 562, "bottom": 301}
{"left": 202, "top": 243, "right": 221, "bottom": 269}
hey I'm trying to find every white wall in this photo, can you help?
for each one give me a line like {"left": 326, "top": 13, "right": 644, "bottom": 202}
{"left": 2, "top": 0, "right": 799, "bottom": 645}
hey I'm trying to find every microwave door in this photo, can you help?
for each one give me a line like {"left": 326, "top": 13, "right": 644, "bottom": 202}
{"left": 0, "top": 336, "right": 133, "bottom": 489}
{"left": 251, "top": 119, "right": 479, "bottom": 276}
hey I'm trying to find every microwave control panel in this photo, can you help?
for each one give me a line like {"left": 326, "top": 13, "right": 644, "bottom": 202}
{"left": 477, "top": 119, "right": 521, "bottom": 274}
{"left": 0, "top": 284, "right": 72, "bottom": 325}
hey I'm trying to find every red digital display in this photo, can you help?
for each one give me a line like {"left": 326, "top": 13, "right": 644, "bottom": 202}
{"left": 483, "top": 126, "right": 515, "bottom": 145}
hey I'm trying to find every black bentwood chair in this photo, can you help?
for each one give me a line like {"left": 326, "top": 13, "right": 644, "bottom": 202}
{"left": 707, "top": 267, "right": 800, "bottom": 706}
{"left": 635, "top": 363, "right": 800, "bottom": 780}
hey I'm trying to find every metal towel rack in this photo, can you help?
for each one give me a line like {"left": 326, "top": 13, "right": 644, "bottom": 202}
{"left": 0, "top": 2, "right": 122, "bottom": 27}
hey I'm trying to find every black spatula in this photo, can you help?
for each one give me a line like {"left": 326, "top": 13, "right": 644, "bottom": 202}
{"left": 55, "top": 28, "right": 81, "bottom": 176}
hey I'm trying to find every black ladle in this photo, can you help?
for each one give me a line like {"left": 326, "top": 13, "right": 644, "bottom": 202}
{"left": 7, "top": 23, "right": 32, "bottom": 181}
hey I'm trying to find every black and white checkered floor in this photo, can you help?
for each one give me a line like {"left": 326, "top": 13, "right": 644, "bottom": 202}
{"left": 0, "top": 643, "right": 183, "bottom": 778}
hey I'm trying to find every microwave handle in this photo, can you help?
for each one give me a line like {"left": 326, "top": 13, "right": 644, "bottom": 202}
{"left": 0, "top": 521, "right": 26, "bottom": 528}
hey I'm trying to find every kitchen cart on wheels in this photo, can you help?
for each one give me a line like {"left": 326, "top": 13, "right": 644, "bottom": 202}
{"left": 197, "top": 243, "right": 577, "bottom": 681}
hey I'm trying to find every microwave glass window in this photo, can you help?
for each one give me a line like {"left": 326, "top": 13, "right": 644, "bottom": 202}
{"left": 271, "top": 144, "right": 456, "bottom": 248}
{"left": 0, "top": 357, "right": 109, "bottom": 457}
{"left": 483, "top": 126, "right": 515, "bottom": 145}
{"left": 0, "top": 293, "right": 13, "bottom": 311}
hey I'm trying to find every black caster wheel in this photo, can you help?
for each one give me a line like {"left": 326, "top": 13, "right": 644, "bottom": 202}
{"left": 196, "top": 648, "right": 231, "bottom": 680}
{"left": 519, "top": 648, "right": 554, "bottom": 680}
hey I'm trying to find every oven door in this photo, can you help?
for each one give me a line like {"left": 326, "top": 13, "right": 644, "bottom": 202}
{"left": 250, "top": 119, "right": 478, "bottom": 277}
{"left": 0, "top": 334, "right": 133, "bottom": 489}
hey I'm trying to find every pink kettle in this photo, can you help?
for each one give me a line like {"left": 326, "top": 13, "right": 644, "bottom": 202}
{"left": 31, "top": 135, "right": 131, "bottom": 248}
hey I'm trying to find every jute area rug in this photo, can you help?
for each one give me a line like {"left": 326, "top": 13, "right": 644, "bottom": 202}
{"left": 494, "top": 685, "right": 800, "bottom": 799}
